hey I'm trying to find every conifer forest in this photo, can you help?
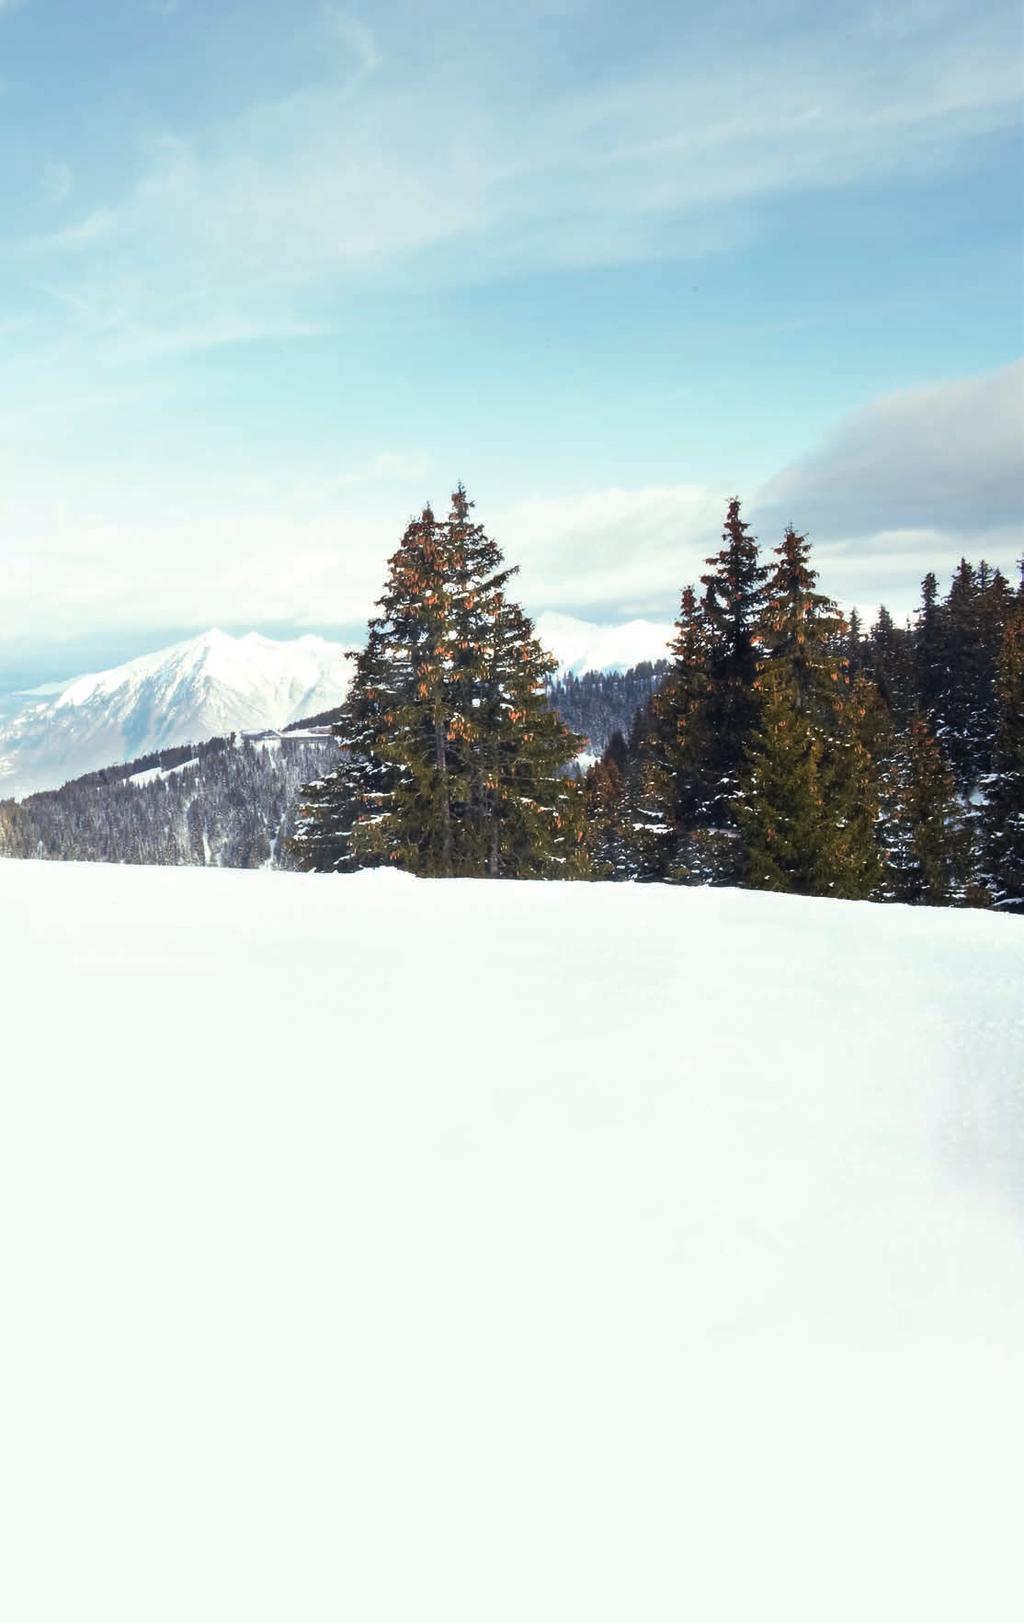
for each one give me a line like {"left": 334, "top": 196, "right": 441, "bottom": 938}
{"left": 292, "top": 487, "right": 1023, "bottom": 911}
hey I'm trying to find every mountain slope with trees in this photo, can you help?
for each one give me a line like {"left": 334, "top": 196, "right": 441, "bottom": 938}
{"left": 0, "top": 732, "right": 335, "bottom": 869}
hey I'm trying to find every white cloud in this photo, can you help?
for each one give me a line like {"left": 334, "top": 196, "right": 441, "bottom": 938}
{"left": 752, "top": 360, "right": 1024, "bottom": 611}
{"left": 19, "top": 3, "right": 1022, "bottom": 352}
{"left": 757, "top": 361, "right": 1024, "bottom": 535}
{"left": 0, "top": 450, "right": 438, "bottom": 654}
{"left": 2, "top": 362, "right": 1020, "bottom": 661}
{"left": 491, "top": 485, "right": 726, "bottom": 617}
{"left": 324, "top": 8, "right": 381, "bottom": 84}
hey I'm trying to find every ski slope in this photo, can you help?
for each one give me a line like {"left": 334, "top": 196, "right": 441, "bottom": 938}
{"left": 2, "top": 862, "right": 1022, "bottom": 1622}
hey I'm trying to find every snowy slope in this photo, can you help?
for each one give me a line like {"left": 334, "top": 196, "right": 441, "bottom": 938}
{"left": 0, "top": 629, "right": 353, "bottom": 798}
{"left": 535, "top": 610, "right": 672, "bottom": 673}
{"left": 2, "top": 864, "right": 1022, "bottom": 1623}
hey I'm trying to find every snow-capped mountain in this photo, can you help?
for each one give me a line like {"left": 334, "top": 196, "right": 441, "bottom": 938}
{"left": 0, "top": 629, "right": 354, "bottom": 800}
{"left": 535, "top": 612, "right": 672, "bottom": 675}
{"left": 0, "top": 616, "right": 673, "bottom": 801}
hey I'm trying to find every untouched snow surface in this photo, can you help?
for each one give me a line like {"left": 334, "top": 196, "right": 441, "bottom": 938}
{"left": 0, "top": 629, "right": 353, "bottom": 799}
{"left": 2, "top": 863, "right": 1023, "bottom": 1622}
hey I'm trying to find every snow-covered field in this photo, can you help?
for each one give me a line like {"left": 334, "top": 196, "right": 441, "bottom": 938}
{"left": 2, "top": 862, "right": 1022, "bottom": 1622}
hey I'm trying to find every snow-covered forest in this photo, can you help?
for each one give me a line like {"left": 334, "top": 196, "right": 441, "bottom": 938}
{"left": 0, "top": 672, "right": 657, "bottom": 868}
{"left": 294, "top": 489, "right": 1024, "bottom": 907}
{"left": 3, "top": 488, "right": 1022, "bottom": 907}
{"left": 0, "top": 732, "right": 336, "bottom": 868}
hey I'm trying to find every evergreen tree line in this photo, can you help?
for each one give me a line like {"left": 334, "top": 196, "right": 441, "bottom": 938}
{"left": 0, "top": 735, "right": 335, "bottom": 869}
{"left": 0, "top": 668, "right": 664, "bottom": 872}
{"left": 584, "top": 502, "right": 1024, "bottom": 909}
{"left": 297, "top": 488, "right": 1023, "bottom": 908}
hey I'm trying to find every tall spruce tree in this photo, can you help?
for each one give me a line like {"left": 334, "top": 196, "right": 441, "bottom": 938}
{"left": 470, "top": 578, "right": 589, "bottom": 877}
{"left": 739, "top": 527, "right": 879, "bottom": 897}
{"left": 914, "top": 572, "right": 946, "bottom": 720}
{"left": 758, "top": 526, "right": 844, "bottom": 712}
{"left": 292, "top": 637, "right": 398, "bottom": 873}
{"left": 351, "top": 504, "right": 463, "bottom": 875}
{"left": 868, "top": 605, "right": 916, "bottom": 725}
{"left": 940, "top": 559, "right": 988, "bottom": 788}
{"left": 640, "top": 499, "right": 766, "bottom": 884}
{"left": 294, "top": 488, "right": 584, "bottom": 879}
{"left": 646, "top": 583, "right": 715, "bottom": 878}
{"left": 822, "top": 674, "right": 885, "bottom": 901}
{"left": 582, "top": 732, "right": 632, "bottom": 879}
{"left": 739, "top": 682, "right": 829, "bottom": 894}
{"left": 982, "top": 607, "right": 1024, "bottom": 911}
{"left": 880, "top": 717, "right": 971, "bottom": 905}
{"left": 845, "top": 606, "right": 866, "bottom": 679}
{"left": 698, "top": 497, "right": 769, "bottom": 823}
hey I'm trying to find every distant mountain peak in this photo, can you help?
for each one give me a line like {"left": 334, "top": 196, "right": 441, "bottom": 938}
{"left": 0, "top": 619, "right": 675, "bottom": 801}
{"left": 535, "top": 612, "right": 672, "bottom": 675}
{"left": 0, "top": 629, "right": 356, "bottom": 800}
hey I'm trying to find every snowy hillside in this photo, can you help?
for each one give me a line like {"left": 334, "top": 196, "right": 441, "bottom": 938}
{"left": 535, "top": 611, "right": 672, "bottom": 674}
{"left": 0, "top": 629, "right": 352, "bottom": 798}
{"left": 2, "top": 864, "right": 1021, "bottom": 1622}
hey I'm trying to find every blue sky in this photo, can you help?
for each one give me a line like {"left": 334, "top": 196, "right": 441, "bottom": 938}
{"left": 0, "top": 0, "right": 1021, "bottom": 686}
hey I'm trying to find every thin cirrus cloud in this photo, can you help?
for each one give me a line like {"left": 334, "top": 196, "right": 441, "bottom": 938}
{"left": 17, "top": 1, "right": 1023, "bottom": 355}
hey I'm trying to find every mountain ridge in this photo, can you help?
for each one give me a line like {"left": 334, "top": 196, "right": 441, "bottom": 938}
{"left": 0, "top": 629, "right": 355, "bottom": 800}
{"left": 0, "top": 616, "right": 675, "bottom": 799}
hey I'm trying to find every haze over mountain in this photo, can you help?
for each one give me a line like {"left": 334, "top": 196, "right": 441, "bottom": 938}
{"left": 0, "top": 630, "right": 355, "bottom": 801}
{"left": 535, "top": 614, "right": 672, "bottom": 676}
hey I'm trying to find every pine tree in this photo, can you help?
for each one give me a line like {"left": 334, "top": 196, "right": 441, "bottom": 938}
{"left": 940, "top": 558, "right": 987, "bottom": 787}
{"left": 914, "top": 572, "right": 946, "bottom": 719}
{"left": 342, "top": 506, "right": 457, "bottom": 882}
{"left": 881, "top": 717, "right": 971, "bottom": 905}
{"left": 654, "top": 583, "right": 714, "bottom": 835}
{"left": 617, "top": 706, "right": 675, "bottom": 880}
{"left": 845, "top": 606, "right": 866, "bottom": 679}
{"left": 470, "top": 581, "right": 589, "bottom": 878}
{"left": 293, "top": 594, "right": 417, "bottom": 873}
{"left": 739, "top": 682, "right": 828, "bottom": 894}
{"left": 640, "top": 500, "right": 766, "bottom": 885}
{"left": 867, "top": 605, "right": 916, "bottom": 725}
{"left": 583, "top": 732, "right": 631, "bottom": 879}
{"left": 294, "top": 488, "right": 584, "bottom": 879}
{"left": 698, "top": 497, "right": 769, "bottom": 822}
{"left": 739, "top": 528, "right": 878, "bottom": 897}
{"left": 982, "top": 608, "right": 1024, "bottom": 911}
{"left": 758, "top": 526, "right": 844, "bottom": 715}
{"left": 820, "top": 675, "right": 885, "bottom": 901}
